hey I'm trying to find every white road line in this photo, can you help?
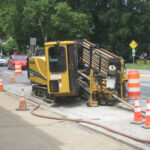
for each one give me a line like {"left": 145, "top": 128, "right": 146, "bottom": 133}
{"left": 3, "top": 71, "right": 11, "bottom": 74}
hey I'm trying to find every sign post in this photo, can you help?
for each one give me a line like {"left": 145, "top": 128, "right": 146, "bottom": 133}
{"left": 129, "top": 40, "right": 138, "bottom": 64}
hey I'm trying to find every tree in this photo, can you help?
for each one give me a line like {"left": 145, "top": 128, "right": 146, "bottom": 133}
{"left": 24, "top": 0, "right": 89, "bottom": 41}
{"left": 0, "top": 0, "right": 27, "bottom": 50}
{"left": 83, "top": 0, "right": 150, "bottom": 61}
{"left": 5, "top": 39, "right": 17, "bottom": 53}
{"left": 24, "top": 0, "right": 57, "bottom": 42}
{"left": 0, "top": 0, "right": 150, "bottom": 61}
{"left": 50, "top": 2, "right": 88, "bottom": 40}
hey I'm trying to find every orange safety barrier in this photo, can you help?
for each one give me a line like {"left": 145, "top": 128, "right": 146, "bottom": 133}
{"left": 127, "top": 70, "right": 140, "bottom": 98}
{"left": 0, "top": 76, "right": 3, "bottom": 90}
{"left": 10, "top": 71, "right": 15, "bottom": 82}
{"left": 16, "top": 88, "right": 28, "bottom": 111}
{"left": 143, "top": 99, "right": 150, "bottom": 129}
{"left": 15, "top": 62, "right": 22, "bottom": 75}
{"left": 131, "top": 97, "right": 144, "bottom": 124}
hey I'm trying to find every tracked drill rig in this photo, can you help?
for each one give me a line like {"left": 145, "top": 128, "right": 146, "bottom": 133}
{"left": 77, "top": 40, "right": 127, "bottom": 106}
{"left": 27, "top": 39, "right": 128, "bottom": 106}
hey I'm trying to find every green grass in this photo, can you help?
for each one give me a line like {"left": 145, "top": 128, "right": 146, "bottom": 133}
{"left": 125, "top": 63, "right": 150, "bottom": 70}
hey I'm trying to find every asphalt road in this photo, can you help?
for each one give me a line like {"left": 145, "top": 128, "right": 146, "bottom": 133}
{"left": 1, "top": 66, "right": 150, "bottom": 99}
{"left": 0, "top": 66, "right": 29, "bottom": 84}
{"left": 127, "top": 69, "right": 150, "bottom": 99}
{"left": 141, "top": 79, "right": 150, "bottom": 98}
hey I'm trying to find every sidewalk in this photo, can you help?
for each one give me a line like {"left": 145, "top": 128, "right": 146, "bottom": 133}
{"left": 0, "top": 91, "right": 137, "bottom": 150}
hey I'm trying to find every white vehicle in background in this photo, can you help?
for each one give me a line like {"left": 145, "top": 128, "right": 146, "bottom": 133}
{"left": 0, "top": 55, "right": 7, "bottom": 66}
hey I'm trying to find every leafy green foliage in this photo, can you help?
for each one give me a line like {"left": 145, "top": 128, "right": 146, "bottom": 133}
{"left": 126, "top": 63, "right": 150, "bottom": 70}
{"left": 0, "top": 0, "right": 150, "bottom": 62}
{"left": 0, "top": 0, "right": 28, "bottom": 52}
{"left": 87, "top": 0, "right": 150, "bottom": 61}
{"left": 50, "top": 2, "right": 88, "bottom": 40}
{"left": 5, "top": 39, "right": 17, "bottom": 52}
{"left": 24, "top": 0, "right": 56, "bottom": 42}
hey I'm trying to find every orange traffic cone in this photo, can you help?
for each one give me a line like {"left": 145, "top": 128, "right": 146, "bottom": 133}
{"left": 143, "top": 99, "right": 150, "bottom": 129}
{"left": 0, "top": 76, "right": 3, "bottom": 90}
{"left": 16, "top": 88, "right": 28, "bottom": 111}
{"left": 10, "top": 71, "right": 15, "bottom": 82}
{"left": 131, "top": 97, "right": 144, "bottom": 124}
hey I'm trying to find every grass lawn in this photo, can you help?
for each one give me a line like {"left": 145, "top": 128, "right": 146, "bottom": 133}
{"left": 125, "top": 63, "right": 150, "bottom": 70}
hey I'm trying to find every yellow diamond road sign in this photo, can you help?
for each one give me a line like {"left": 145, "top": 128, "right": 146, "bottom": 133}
{"left": 129, "top": 40, "right": 138, "bottom": 49}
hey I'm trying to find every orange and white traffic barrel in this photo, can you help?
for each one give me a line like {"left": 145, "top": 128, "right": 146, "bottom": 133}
{"left": 127, "top": 70, "right": 140, "bottom": 98}
{"left": 15, "top": 62, "right": 22, "bottom": 75}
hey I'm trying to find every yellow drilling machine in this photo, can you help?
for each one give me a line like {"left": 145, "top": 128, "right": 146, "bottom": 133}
{"left": 27, "top": 39, "right": 128, "bottom": 106}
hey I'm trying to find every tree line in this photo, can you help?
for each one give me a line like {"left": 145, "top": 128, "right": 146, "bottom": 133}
{"left": 0, "top": 0, "right": 150, "bottom": 61}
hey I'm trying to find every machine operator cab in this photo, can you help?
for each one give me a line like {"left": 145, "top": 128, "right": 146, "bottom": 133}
{"left": 44, "top": 41, "right": 78, "bottom": 97}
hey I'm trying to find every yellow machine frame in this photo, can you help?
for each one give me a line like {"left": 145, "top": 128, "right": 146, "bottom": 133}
{"left": 44, "top": 41, "right": 77, "bottom": 96}
{"left": 88, "top": 58, "right": 127, "bottom": 106}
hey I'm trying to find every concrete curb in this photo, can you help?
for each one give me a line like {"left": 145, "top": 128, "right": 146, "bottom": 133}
{"left": 140, "top": 74, "right": 150, "bottom": 78}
